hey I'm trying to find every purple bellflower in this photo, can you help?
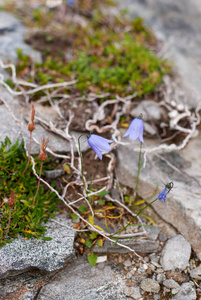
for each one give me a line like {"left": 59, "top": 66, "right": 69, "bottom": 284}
{"left": 123, "top": 115, "right": 144, "bottom": 143}
{"left": 87, "top": 134, "right": 113, "bottom": 160}
{"left": 66, "top": 0, "right": 75, "bottom": 6}
{"left": 157, "top": 182, "right": 174, "bottom": 203}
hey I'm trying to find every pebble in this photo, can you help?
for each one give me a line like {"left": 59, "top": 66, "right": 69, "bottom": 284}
{"left": 173, "top": 282, "right": 196, "bottom": 300}
{"left": 124, "top": 286, "right": 142, "bottom": 299}
{"left": 156, "top": 273, "right": 166, "bottom": 284}
{"left": 190, "top": 266, "right": 201, "bottom": 280}
{"left": 163, "top": 279, "right": 180, "bottom": 289}
{"left": 158, "top": 232, "right": 167, "bottom": 242}
{"left": 96, "top": 256, "right": 107, "bottom": 263}
{"left": 124, "top": 258, "right": 132, "bottom": 268}
{"left": 172, "top": 287, "right": 181, "bottom": 295}
{"left": 44, "top": 169, "right": 65, "bottom": 179}
{"left": 149, "top": 254, "right": 161, "bottom": 268}
{"left": 140, "top": 278, "right": 160, "bottom": 293}
{"left": 160, "top": 234, "right": 191, "bottom": 271}
{"left": 153, "top": 295, "right": 160, "bottom": 300}
{"left": 137, "top": 265, "right": 146, "bottom": 274}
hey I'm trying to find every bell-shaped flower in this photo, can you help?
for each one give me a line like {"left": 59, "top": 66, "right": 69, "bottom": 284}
{"left": 123, "top": 116, "right": 144, "bottom": 143}
{"left": 87, "top": 134, "right": 113, "bottom": 160}
{"left": 157, "top": 182, "right": 174, "bottom": 203}
{"left": 157, "top": 188, "right": 168, "bottom": 203}
{"left": 66, "top": 0, "right": 75, "bottom": 6}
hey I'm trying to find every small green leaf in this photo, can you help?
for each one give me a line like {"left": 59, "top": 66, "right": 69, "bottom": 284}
{"left": 96, "top": 239, "right": 103, "bottom": 247}
{"left": 85, "top": 239, "right": 93, "bottom": 247}
{"left": 87, "top": 253, "right": 98, "bottom": 267}
{"left": 89, "top": 232, "right": 98, "bottom": 240}
{"left": 78, "top": 205, "right": 87, "bottom": 213}
{"left": 98, "top": 190, "right": 109, "bottom": 197}
{"left": 42, "top": 237, "right": 52, "bottom": 241}
{"left": 98, "top": 199, "right": 105, "bottom": 205}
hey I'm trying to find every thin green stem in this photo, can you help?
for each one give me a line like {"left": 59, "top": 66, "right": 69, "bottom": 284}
{"left": 131, "top": 141, "right": 142, "bottom": 205}
{"left": 111, "top": 198, "right": 158, "bottom": 237}
{"left": 78, "top": 135, "right": 89, "bottom": 201}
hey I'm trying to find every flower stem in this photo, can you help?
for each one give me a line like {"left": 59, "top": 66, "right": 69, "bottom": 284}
{"left": 78, "top": 135, "right": 89, "bottom": 202}
{"left": 23, "top": 131, "right": 32, "bottom": 175}
{"left": 33, "top": 161, "right": 43, "bottom": 206}
{"left": 4, "top": 207, "right": 12, "bottom": 239}
{"left": 131, "top": 141, "right": 142, "bottom": 205}
{"left": 111, "top": 198, "right": 158, "bottom": 237}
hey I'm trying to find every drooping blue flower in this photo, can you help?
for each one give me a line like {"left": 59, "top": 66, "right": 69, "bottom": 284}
{"left": 157, "top": 182, "right": 174, "bottom": 203}
{"left": 66, "top": 0, "right": 75, "bottom": 6}
{"left": 87, "top": 134, "right": 113, "bottom": 160}
{"left": 123, "top": 115, "right": 144, "bottom": 143}
{"left": 157, "top": 188, "right": 169, "bottom": 203}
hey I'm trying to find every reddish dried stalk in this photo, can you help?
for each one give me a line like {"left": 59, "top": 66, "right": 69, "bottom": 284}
{"left": 33, "top": 137, "right": 49, "bottom": 206}
{"left": 4, "top": 191, "right": 15, "bottom": 240}
{"left": 23, "top": 104, "right": 35, "bottom": 175}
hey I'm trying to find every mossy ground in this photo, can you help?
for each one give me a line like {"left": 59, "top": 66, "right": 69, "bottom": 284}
{"left": 0, "top": 137, "right": 60, "bottom": 246}
{"left": 3, "top": 0, "right": 171, "bottom": 98}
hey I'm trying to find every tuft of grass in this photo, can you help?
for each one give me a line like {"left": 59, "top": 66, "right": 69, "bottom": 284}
{"left": 0, "top": 137, "right": 60, "bottom": 246}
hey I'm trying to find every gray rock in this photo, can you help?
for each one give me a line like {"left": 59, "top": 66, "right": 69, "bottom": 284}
{"left": 37, "top": 256, "right": 128, "bottom": 300}
{"left": 44, "top": 169, "right": 65, "bottom": 179}
{"left": 145, "top": 226, "right": 161, "bottom": 241}
{"left": 144, "top": 122, "right": 157, "bottom": 136}
{"left": 0, "top": 11, "right": 41, "bottom": 63}
{"left": 190, "top": 266, "right": 201, "bottom": 280}
{"left": 0, "top": 269, "right": 53, "bottom": 300}
{"left": 123, "top": 258, "right": 132, "bottom": 268}
{"left": 172, "top": 282, "right": 196, "bottom": 300}
{"left": 172, "top": 287, "right": 181, "bottom": 295}
{"left": 0, "top": 88, "right": 89, "bottom": 155}
{"left": 156, "top": 273, "right": 166, "bottom": 284}
{"left": 93, "top": 238, "right": 159, "bottom": 254}
{"left": 124, "top": 286, "right": 142, "bottom": 299}
{"left": 131, "top": 286, "right": 142, "bottom": 299}
{"left": 0, "top": 213, "right": 75, "bottom": 279}
{"left": 131, "top": 100, "right": 164, "bottom": 121}
{"left": 160, "top": 235, "right": 191, "bottom": 271}
{"left": 116, "top": 138, "right": 201, "bottom": 260}
{"left": 158, "top": 232, "right": 168, "bottom": 242}
{"left": 117, "top": 0, "right": 201, "bottom": 109}
{"left": 140, "top": 278, "right": 160, "bottom": 293}
{"left": 163, "top": 279, "right": 180, "bottom": 289}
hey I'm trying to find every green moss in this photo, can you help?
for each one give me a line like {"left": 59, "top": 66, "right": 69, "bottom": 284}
{"left": 6, "top": 1, "right": 171, "bottom": 98}
{"left": 0, "top": 137, "right": 60, "bottom": 246}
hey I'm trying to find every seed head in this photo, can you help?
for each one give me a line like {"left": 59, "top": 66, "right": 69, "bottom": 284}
{"left": 38, "top": 136, "right": 49, "bottom": 162}
{"left": 7, "top": 190, "right": 15, "bottom": 208}
{"left": 28, "top": 104, "right": 35, "bottom": 132}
